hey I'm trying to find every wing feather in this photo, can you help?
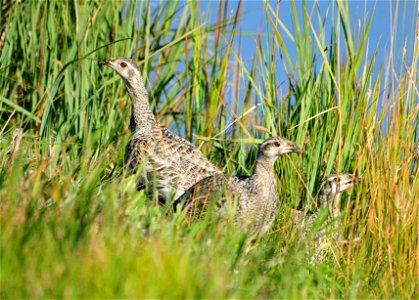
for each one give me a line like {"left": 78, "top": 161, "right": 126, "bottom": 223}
{"left": 124, "top": 125, "right": 220, "bottom": 201}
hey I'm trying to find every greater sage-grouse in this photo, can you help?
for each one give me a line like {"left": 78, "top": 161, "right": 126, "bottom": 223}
{"left": 100, "top": 58, "right": 220, "bottom": 201}
{"left": 293, "top": 173, "right": 359, "bottom": 242}
{"left": 174, "top": 136, "right": 301, "bottom": 233}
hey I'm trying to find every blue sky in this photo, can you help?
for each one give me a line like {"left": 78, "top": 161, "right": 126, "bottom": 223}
{"left": 203, "top": 0, "right": 418, "bottom": 79}
{"left": 146, "top": 1, "right": 418, "bottom": 137}
{"left": 198, "top": 0, "right": 418, "bottom": 136}
{"left": 228, "top": 2, "right": 413, "bottom": 56}
{"left": 145, "top": 1, "right": 417, "bottom": 92}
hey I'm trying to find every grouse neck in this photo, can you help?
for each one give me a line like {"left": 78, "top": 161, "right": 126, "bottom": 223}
{"left": 318, "top": 188, "right": 332, "bottom": 207}
{"left": 253, "top": 155, "right": 277, "bottom": 181}
{"left": 125, "top": 78, "right": 157, "bottom": 132}
{"left": 329, "top": 193, "right": 341, "bottom": 220}
{"left": 318, "top": 189, "right": 340, "bottom": 220}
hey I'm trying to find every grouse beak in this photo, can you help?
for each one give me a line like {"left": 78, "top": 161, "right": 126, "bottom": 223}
{"left": 285, "top": 142, "right": 302, "bottom": 154}
{"left": 342, "top": 174, "right": 360, "bottom": 189}
{"left": 293, "top": 144, "right": 302, "bottom": 154}
{"left": 346, "top": 174, "right": 360, "bottom": 185}
{"left": 99, "top": 58, "right": 115, "bottom": 66}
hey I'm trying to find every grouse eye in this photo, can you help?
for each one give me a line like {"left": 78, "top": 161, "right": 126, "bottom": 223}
{"left": 120, "top": 62, "right": 127, "bottom": 68}
{"left": 274, "top": 141, "right": 281, "bottom": 147}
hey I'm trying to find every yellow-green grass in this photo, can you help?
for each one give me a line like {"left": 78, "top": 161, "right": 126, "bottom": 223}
{"left": 1, "top": 1, "right": 417, "bottom": 298}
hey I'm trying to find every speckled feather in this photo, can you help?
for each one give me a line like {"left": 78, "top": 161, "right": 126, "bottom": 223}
{"left": 292, "top": 173, "right": 359, "bottom": 245}
{"left": 101, "top": 57, "right": 220, "bottom": 201}
{"left": 174, "top": 136, "right": 301, "bottom": 233}
{"left": 125, "top": 124, "right": 219, "bottom": 199}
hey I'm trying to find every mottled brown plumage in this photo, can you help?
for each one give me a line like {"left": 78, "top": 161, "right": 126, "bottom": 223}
{"left": 174, "top": 136, "right": 301, "bottom": 233}
{"left": 292, "top": 173, "right": 359, "bottom": 261}
{"left": 100, "top": 57, "right": 220, "bottom": 201}
{"left": 296, "top": 173, "right": 359, "bottom": 233}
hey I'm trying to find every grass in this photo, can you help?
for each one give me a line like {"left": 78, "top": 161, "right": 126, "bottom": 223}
{"left": 1, "top": 0, "right": 418, "bottom": 298}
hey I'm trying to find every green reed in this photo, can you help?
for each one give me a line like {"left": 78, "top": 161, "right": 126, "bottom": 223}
{"left": 1, "top": 0, "right": 417, "bottom": 298}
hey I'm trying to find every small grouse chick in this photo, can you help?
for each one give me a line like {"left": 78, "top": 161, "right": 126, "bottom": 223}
{"left": 100, "top": 58, "right": 220, "bottom": 201}
{"left": 174, "top": 136, "right": 301, "bottom": 233}
{"left": 303, "top": 173, "right": 359, "bottom": 260}
{"left": 294, "top": 173, "right": 359, "bottom": 237}
{"left": 317, "top": 173, "right": 359, "bottom": 223}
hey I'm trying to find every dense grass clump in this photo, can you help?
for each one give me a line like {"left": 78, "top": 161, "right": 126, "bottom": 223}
{"left": 1, "top": 1, "right": 418, "bottom": 298}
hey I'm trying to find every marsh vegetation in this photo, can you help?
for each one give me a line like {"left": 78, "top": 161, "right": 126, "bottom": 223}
{"left": 1, "top": 1, "right": 418, "bottom": 298}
